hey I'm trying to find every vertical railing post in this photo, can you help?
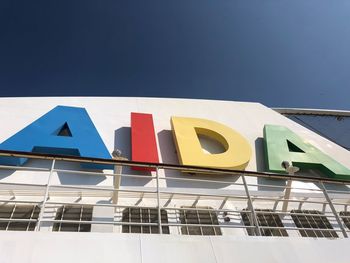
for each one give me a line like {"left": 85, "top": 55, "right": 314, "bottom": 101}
{"left": 241, "top": 174, "right": 261, "bottom": 236}
{"left": 112, "top": 162, "right": 122, "bottom": 206}
{"left": 320, "top": 181, "right": 348, "bottom": 238}
{"left": 36, "top": 159, "right": 55, "bottom": 231}
{"left": 282, "top": 180, "right": 293, "bottom": 212}
{"left": 156, "top": 167, "right": 163, "bottom": 234}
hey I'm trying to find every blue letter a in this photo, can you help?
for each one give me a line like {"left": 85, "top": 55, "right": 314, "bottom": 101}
{"left": 0, "top": 105, "right": 112, "bottom": 169}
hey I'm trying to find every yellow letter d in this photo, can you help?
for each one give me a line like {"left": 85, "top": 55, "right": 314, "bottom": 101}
{"left": 171, "top": 117, "right": 251, "bottom": 171}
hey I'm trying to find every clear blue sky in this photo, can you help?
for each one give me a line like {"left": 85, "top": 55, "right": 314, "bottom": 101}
{"left": 1, "top": 1, "right": 349, "bottom": 110}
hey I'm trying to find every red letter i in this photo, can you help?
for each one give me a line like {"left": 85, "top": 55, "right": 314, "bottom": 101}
{"left": 131, "top": 112, "right": 159, "bottom": 171}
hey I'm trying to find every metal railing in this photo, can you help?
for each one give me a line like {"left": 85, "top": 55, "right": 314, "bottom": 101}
{"left": 0, "top": 150, "right": 349, "bottom": 238}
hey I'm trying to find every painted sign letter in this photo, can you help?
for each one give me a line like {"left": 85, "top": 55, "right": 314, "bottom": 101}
{"left": 264, "top": 124, "right": 350, "bottom": 180}
{"left": 0, "top": 105, "right": 112, "bottom": 169}
{"left": 171, "top": 117, "right": 251, "bottom": 171}
{"left": 131, "top": 112, "right": 159, "bottom": 171}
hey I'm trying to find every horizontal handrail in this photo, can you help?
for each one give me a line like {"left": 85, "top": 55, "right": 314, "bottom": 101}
{"left": 0, "top": 149, "right": 350, "bottom": 185}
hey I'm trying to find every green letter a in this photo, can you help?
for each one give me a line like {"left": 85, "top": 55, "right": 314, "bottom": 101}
{"left": 263, "top": 125, "right": 350, "bottom": 180}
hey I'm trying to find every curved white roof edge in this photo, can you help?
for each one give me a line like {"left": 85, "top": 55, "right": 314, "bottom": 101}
{"left": 273, "top": 107, "right": 350, "bottom": 117}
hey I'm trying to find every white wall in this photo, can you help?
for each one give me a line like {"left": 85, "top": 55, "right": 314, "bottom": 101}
{"left": 0, "top": 232, "right": 348, "bottom": 263}
{"left": 0, "top": 97, "right": 349, "bottom": 253}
